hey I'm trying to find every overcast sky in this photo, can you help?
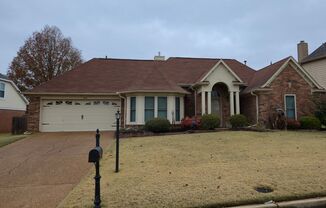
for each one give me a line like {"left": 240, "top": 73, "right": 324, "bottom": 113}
{"left": 1, "top": 0, "right": 326, "bottom": 74}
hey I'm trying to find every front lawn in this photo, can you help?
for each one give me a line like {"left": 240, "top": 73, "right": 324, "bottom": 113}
{"left": 0, "top": 133, "right": 26, "bottom": 148}
{"left": 59, "top": 131, "right": 326, "bottom": 208}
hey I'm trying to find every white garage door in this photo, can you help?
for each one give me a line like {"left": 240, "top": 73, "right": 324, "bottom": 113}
{"left": 40, "top": 99, "right": 120, "bottom": 132}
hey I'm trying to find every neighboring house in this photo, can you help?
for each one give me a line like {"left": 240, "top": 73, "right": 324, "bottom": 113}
{"left": 298, "top": 41, "right": 326, "bottom": 89}
{"left": 0, "top": 73, "right": 28, "bottom": 132}
{"left": 24, "top": 55, "right": 324, "bottom": 132}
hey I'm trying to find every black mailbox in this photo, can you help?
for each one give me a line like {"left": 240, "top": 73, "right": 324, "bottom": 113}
{"left": 88, "top": 146, "right": 103, "bottom": 163}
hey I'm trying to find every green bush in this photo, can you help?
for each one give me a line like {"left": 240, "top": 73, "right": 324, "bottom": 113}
{"left": 299, "top": 116, "right": 321, "bottom": 130}
{"left": 315, "top": 102, "right": 326, "bottom": 126}
{"left": 201, "top": 114, "right": 220, "bottom": 130}
{"left": 230, "top": 114, "right": 248, "bottom": 128}
{"left": 286, "top": 119, "right": 301, "bottom": 130}
{"left": 144, "top": 118, "right": 171, "bottom": 133}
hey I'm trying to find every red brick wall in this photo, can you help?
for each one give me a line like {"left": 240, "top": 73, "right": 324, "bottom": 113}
{"left": 0, "top": 110, "right": 25, "bottom": 132}
{"left": 184, "top": 90, "right": 196, "bottom": 117}
{"left": 240, "top": 94, "right": 257, "bottom": 124}
{"left": 257, "top": 64, "right": 316, "bottom": 126}
{"left": 26, "top": 96, "right": 40, "bottom": 132}
{"left": 196, "top": 92, "right": 201, "bottom": 116}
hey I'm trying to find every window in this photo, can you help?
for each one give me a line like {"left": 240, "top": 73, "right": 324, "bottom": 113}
{"left": 158, "top": 97, "right": 167, "bottom": 118}
{"left": 130, "top": 97, "right": 136, "bottom": 122}
{"left": 144, "top": 97, "right": 154, "bottom": 122}
{"left": 56, "top": 101, "right": 63, "bottom": 105}
{"left": 285, "top": 95, "right": 296, "bottom": 119}
{"left": 65, "top": 101, "right": 72, "bottom": 105}
{"left": 175, "top": 97, "right": 180, "bottom": 121}
{"left": 93, "top": 101, "right": 100, "bottom": 105}
{"left": 0, "top": 82, "right": 5, "bottom": 98}
{"left": 103, "top": 101, "right": 110, "bottom": 105}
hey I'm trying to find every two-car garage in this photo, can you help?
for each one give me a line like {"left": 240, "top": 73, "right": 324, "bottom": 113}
{"left": 40, "top": 99, "right": 120, "bottom": 132}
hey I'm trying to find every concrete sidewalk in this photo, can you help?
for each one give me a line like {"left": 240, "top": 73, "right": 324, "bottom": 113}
{"left": 230, "top": 196, "right": 326, "bottom": 208}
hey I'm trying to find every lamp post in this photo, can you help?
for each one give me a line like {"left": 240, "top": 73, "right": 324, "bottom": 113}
{"left": 115, "top": 110, "right": 120, "bottom": 173}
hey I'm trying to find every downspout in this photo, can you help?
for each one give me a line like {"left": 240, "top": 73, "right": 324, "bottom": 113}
{"left": 251, "top": 91, "right": 259, "bottom": 125}
{"left": 117, "top": 92, "right": 127, "bottom": 128}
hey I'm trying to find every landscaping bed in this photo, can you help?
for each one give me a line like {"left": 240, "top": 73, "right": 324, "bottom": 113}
{"left": 59, "top": 131, "right": 326, "bottom": 208}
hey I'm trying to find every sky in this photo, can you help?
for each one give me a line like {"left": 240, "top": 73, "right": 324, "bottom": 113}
{"left": 0, "top": 0, "right": 326, "bottom": 74}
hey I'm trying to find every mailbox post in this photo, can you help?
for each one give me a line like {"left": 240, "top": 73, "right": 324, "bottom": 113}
{"left": 88, "top": 129, "right": 103, "bottom": 208}
{"left": 115, "top": 110, "right": 120, "bottom": 173}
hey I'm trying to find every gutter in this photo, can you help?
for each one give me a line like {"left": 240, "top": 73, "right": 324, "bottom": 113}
{"left": 251, "top": 91, "right": 259, "bottom": 125}
{"left": 117, "top": 92, "right": 126, "bottom": 128}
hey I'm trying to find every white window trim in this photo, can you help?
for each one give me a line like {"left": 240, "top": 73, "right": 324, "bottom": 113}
{"left": 0, "top": 82, "right": 5, "bottom": 99}
{"left": 129, "top": 96, "right": 137, "bottom": 124}
{"left": 175, "top": 96, "right": 181, "bottom": 123}
{"left": 284, "top": 94, "right": 297, "bottom": 120}
{"left": 144, "top": 96, "right": 155, "bottom": 123}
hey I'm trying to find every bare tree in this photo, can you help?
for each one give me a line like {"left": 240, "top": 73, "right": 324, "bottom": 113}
{"left": 8, "top": 25, "right": 83, "bottom": 91}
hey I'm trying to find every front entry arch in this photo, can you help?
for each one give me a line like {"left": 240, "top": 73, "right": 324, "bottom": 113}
{"left": 211, "top": 82, "right": 229, "bottom": 127}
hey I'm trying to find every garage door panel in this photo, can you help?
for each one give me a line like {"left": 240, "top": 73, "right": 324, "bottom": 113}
{"left": 41, "top": 99, "right": 120, "bottom": 132}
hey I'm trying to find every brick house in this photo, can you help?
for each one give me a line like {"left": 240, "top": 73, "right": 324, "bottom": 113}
{"left": 0, "top": 73, "right": 28, "bottom": 132}
{"left": 24, "top": 55, "right": 325, "bottom": 132}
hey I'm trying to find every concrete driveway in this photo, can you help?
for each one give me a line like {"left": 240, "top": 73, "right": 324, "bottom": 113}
{"left": 0, "top": 131, "right": 113, "bottom": 208}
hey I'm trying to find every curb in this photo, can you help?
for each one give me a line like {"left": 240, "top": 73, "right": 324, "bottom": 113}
{"left": 229, "top": 196, "right": 326, "bottom": 208}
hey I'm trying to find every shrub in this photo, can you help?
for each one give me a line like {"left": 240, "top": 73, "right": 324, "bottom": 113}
{"left": 181, "top": 116, "right": 201, "bottom": 130}
{"left": 230, "top": 114, "right": 248, "bottom": 128}
{"left": 299, "top": 116, "right": 321, "bottom": 130}
{"left": 201, "top": 114, "right": 220, "bottom": 130}
{"left": 314, "top": 96, "right": 326, "bottom": 126}
{"left": 286, "top": 119, "right": 301, "bottom": 130}
{"left": 144, "top": 118, "right": 171, "bottom": 133}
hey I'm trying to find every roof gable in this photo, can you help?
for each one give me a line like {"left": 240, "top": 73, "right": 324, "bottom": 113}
{"left": 302, "top": 43, "right": 326, "bottom": 64}
{"left": 243, "top": 56, "right": 323, "bottom": 94}
{"left": 200, "top": 60, "right": 244, "bottom": 83}
{"left": 0, "top": 76, "right": 29, "bottom": 104}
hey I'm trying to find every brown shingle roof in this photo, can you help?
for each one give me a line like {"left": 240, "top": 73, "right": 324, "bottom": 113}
{"left": 301, "top": 43, "right": 326, "bottom": 64}
{"left": 161, "top": 57, "right": 255, "bottom": 84}
{"left": 242, "top": 57, "right": 290, "bottom": 94}
{"left": 27, "top": 57, "right": 255, "bottom": 95}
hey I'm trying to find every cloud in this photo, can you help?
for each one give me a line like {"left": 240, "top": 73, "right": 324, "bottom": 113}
{"left": 1, "top": 0, "right": 326, "bottom": 74}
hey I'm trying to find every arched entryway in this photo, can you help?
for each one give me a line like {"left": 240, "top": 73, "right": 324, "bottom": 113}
{"left": 211, "top": 82, "right": 230, "bottom": 127}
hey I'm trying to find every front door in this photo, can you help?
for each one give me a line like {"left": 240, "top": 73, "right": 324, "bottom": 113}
{"left": 211, "top": 91, "right": 222, "bottom": 126}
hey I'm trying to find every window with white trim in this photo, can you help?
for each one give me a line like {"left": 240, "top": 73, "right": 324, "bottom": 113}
{"left": 130, "top": 97, "right": 136, "bottom": 122}
{"left": 285, "top": 95, "right": 296, "bottom": 119}
{"left": 158, "top": 97, "right": 167, "bottom": 118}
{"left": 144, "top": 97, "right": 154, "bottom": 122}
{"left": 0, "top": 82, "right": 5, "bottom": 98}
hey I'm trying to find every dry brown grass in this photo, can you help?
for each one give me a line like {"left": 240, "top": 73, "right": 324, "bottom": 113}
{"left": 58, "top": 131, "right": 326, "bottom": 208}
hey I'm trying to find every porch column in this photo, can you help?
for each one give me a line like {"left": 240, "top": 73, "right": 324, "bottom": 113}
{"left": 235, "top": 91, "right": 240, "bottom": 114}
{"left": 207, "top": 91, "right": 211, "bottom": 114}
{"left": 201, "top": 91, "right": 206, "bottom": 115}
{"left": 229, "top": 91, "right": 234, "bottom": 115}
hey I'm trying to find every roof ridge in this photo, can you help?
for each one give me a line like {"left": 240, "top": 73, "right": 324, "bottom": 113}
{"left": 93, "top": 58, "right": 155, "bottom": 62}
{"left": 258, "top": 56, "right": 290, "bottom": 71}
{"left": 168, "top": 56, "right": 228, "bottom": 60}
